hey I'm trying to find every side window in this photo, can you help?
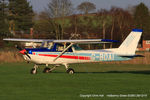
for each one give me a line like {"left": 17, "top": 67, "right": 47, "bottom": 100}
{"left": 55, "top": 43, "right": 73, "bottom": 52}
{"left": 66, "top": 44, "right": 73, "bottom": 52}
{"left": 73, "top": 44, "right": 82, "bottom": 50}
{"left": 67, "top": 47, "right": 73, "bottom": 52}
{"left": 56, "top": 44, "right": 64, "bottom": 52}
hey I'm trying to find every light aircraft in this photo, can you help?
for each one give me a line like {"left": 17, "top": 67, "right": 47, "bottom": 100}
{"left": 3, "top": 29, "right": 143, "bottom": 74}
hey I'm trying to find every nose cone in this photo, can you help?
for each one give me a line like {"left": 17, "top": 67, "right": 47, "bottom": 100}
{"left": 19, "top": 49, "right": 27, "bottom": 55}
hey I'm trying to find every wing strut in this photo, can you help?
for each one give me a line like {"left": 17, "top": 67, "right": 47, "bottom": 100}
{"left": 53, "top": 43, "right": 74, "bottom": 62}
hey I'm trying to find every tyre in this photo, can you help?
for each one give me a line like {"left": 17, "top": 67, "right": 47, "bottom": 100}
{"left": 66, "top": 68, "right": 75, "bottom": 74}
{"left": 43, "top": 67, "right": 51, "bottom": 73}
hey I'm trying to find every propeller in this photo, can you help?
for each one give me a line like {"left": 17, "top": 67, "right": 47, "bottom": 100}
{"left": 15, "top": 45, "right": 31, "bottom": 59}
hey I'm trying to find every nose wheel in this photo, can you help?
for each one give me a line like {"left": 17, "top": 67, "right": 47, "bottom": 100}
{"left": 31, "top": 64, "right": 38, "bottom": 74}
{"left": 31, "top": 68, "right": 37, "bottom": 74}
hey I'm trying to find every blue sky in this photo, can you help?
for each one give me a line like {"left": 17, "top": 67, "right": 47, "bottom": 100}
{"left": 27, "top": 0, "right": 150, "bottom": 13}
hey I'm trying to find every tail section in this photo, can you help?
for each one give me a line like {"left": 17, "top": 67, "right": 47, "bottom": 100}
{"left": 118, "top": 29, "right": 142, "bottom": 55}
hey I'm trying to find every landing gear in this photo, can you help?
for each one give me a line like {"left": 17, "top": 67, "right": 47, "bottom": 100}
{"left": 30, "top": 64, "right": 75, "bottom": 74}
{"left": 31, "top": 64, "right": 38, "bottom": 74}
{"left": 64, "top": 64, "right": 75, "bottom": 74}
{"left": 43, "top": 67, "right": 51, "bottom": 73}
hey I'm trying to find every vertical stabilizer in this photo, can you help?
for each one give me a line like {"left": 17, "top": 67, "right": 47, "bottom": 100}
{"left": 118, "top": 29, "right": 142, "bottom": 55}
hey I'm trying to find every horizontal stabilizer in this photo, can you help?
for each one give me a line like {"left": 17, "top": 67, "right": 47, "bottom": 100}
{"left": 119, "top": 55, "right": 144, "bottom": 58}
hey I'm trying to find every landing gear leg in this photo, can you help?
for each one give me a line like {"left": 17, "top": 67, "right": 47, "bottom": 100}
{"left": 64, "top": 64, "right": 75, "bottom": 74}
{"left": 31, "top": 64, "right": 38, "bottom": 74}
{"left": 50, "top": 66, "right": 57, "bottom": 72}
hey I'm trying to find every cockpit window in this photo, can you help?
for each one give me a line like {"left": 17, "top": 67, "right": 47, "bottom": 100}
{"left": 41, "top": 42, "right": 73, "bottom": 52}
{"left": 56, "top": 44, "right": 64, "bottom": 51}
{"left": 41, "top": 42, "right": 53, "bottom": 49}
{"left": 55, "top": 43, "right": 73, "bottom": 52}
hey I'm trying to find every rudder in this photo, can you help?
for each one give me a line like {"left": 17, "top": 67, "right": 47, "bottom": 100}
{"left": 118, "top": 29, "right": 143, "bottom": 55}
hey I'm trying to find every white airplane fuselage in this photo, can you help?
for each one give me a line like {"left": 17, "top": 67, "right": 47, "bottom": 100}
{"left": 23, "top": 49, "right": 131, "bottom": 65}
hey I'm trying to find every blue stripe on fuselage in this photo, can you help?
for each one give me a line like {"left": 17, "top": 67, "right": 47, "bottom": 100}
{"left": 26, "top": 48, "right": 51, "bottom": 54}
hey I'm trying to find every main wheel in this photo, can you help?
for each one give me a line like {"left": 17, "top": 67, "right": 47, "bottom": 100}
{"left": 31, "top": 68, "right": 37, "bottom": 74}
{"left": 43, "top": 67, "right": 51, "bottom": 73}
{"left": 66, "top": 68, "right": 75, "bottom": 74}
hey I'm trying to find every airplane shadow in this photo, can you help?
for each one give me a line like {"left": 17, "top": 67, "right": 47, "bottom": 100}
{"left": 52, "top": 70, "right": 150, "bottom": 75}
{"left": 77, "top": 70, "right": 150, "bottom": 75}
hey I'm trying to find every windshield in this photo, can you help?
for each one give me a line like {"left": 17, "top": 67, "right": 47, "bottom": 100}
{"left": 41, "top": 42, "right": 53, "bottom": 49}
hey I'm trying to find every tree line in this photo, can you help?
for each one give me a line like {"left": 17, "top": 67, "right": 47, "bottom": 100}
{"left": 0, "top": 0, "right": 150, "bottom": 45}
{"left": 0, "top": 0, "right": 33, "bottom": 37}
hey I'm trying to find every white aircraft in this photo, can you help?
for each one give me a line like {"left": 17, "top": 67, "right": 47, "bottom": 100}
{"left": 3, "top": 29, "right": 143, "bottom": 74}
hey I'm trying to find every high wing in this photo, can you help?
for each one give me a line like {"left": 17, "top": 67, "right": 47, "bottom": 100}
{"left": 3, "top": 38, "right": 118, "bottom": 62}
{"left": 3, "top": 38, "right": 118, "bottom": 43}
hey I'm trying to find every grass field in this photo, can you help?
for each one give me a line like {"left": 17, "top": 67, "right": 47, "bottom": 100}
{"left": 0, "top": 63, "right": 150, "bottom": 100}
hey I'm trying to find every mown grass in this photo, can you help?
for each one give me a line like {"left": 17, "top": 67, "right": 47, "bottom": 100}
{"left": 0, "top": 63, "right": 150, "bottom": 100}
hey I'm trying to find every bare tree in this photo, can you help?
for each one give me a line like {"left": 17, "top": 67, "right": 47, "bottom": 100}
{"left": 46, "top": 0, "right": 74, "bottom": 39}
{"left": 97, "top": 9, "right": 112, "bottom": 49}
{"left": 114, "top": 8, "right": 133, "bottom": 42}
{"left": 46, "top": 0, "right": 73, "bottom": 18}
{"left": 109, "top": 7, "right": 116, "bottom": 48}
{"left": 77, "top": 1, "right": 96, "bottom": 14}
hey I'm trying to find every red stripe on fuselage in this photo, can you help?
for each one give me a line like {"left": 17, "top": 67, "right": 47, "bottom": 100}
{"left": 37, "top": 54, "right": 91, "bottom": 60}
